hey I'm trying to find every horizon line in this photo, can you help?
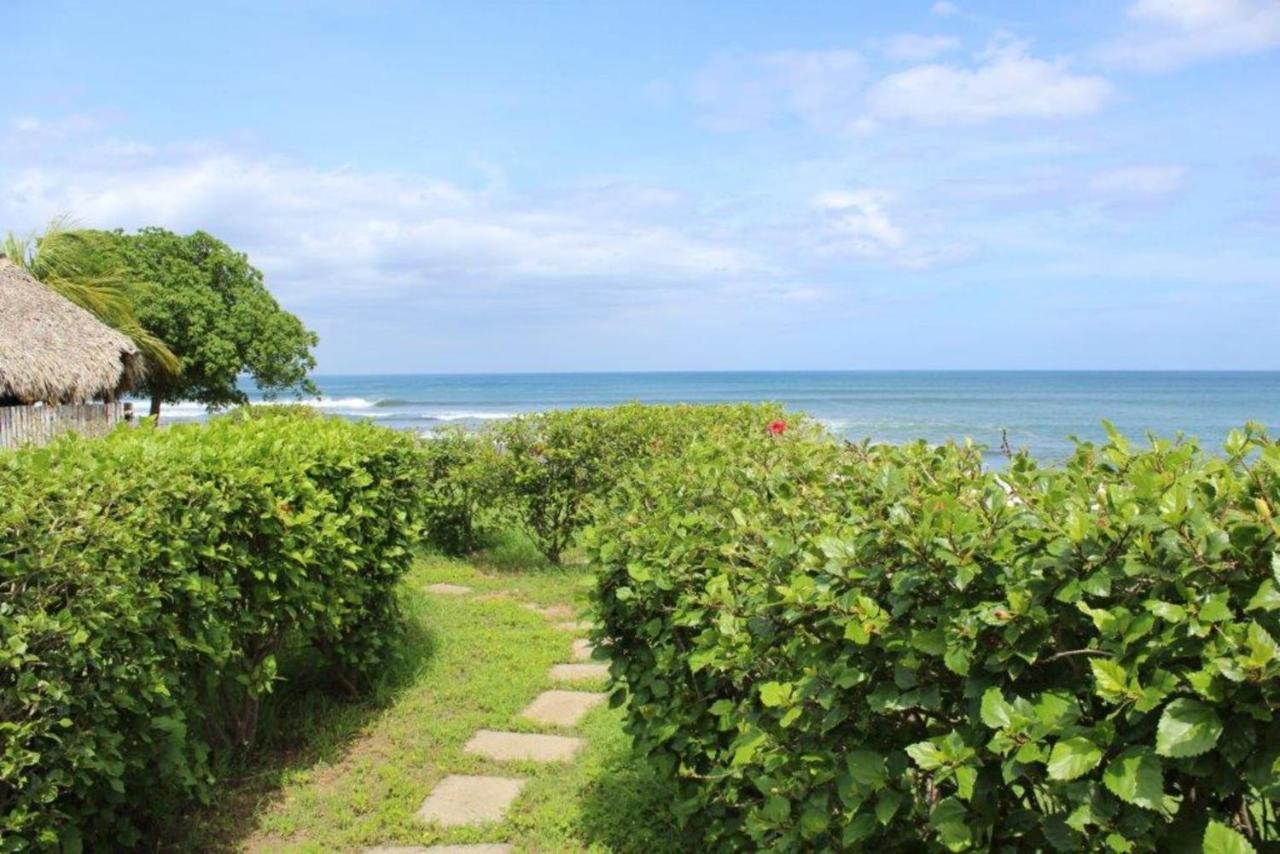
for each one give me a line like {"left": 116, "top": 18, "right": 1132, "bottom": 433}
{"left": 300, "top": 368, "right": 1280, "bottom": 378}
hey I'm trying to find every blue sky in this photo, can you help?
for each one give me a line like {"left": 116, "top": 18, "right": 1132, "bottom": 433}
{"left": 4, "top": 0, "right": 1279, "bottom": 372}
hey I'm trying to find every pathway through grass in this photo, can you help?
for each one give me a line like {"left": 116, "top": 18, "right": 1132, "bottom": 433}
{"left": 179, "top": 539, "right": 691, "bottom": 852}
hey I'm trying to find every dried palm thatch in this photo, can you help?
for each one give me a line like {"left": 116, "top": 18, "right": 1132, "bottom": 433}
{"left": 0, "top": 257, "right": 143, "bottom": 404}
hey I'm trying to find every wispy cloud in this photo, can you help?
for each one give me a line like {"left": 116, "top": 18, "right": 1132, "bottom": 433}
{"left": 879, "top": 33, "right": 962, "bottom": 63}
{"left": 1, "top": 131, "right": 771, "bottom": 307}
{"left": 1088, "top": 164, "right": 1186, "bottom": 197}
{"left": 864, "top": 36, "right": 1112, "bottom": 126}
{"left": 812, "top": 189, "right": 973, "bottom": 269}
{"left": 931, "top": 1, "right": 960, "bottom": 18}
{"left": 938, "top": 163, "right": 1187, "bottom": 212}
{"left": 1102, "top": 0, "right": 1280, "bottom": 71}
{"left": 689, "top": 49, "right": 865, "bottom": 132}
{"left": 815, "top": 189, "right": 906, "bottom": 255}
{"left": 691, "top": 36, "right": 1111, "bottom": 134}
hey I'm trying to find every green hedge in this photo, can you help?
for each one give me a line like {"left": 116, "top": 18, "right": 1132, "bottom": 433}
{"left": 0, "top": 413, "right": 425, "bottom": 850}
{"left": 483, "top": 402, "right": 787, "bottom": 563}
{"left": 419, "top": 426, "right": 500, "bottom": 556}
{"left": 588, "top": 422, "right": 1280, "bottom": 852}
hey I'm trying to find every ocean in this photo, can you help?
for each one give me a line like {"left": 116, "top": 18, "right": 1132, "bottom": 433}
{"left": 155, "top": 371, "right": 1280, "bottom": 462}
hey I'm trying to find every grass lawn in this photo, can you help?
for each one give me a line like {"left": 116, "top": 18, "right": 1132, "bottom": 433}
{"left": 172, "top": 533, "right": 693, "bottom": 852}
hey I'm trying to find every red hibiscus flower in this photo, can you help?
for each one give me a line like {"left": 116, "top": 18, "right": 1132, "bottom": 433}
{"left": 768, "top": 420, "right": 787, "bottom": 435}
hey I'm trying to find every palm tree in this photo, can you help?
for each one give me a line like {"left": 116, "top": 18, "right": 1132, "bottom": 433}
{"left": 2, "top": 217, "right": 181, "bottom": 380}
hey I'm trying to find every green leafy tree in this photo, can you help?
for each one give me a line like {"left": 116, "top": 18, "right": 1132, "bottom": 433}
{"left": 114, "top": 228, "right": 319, "bottom": 418}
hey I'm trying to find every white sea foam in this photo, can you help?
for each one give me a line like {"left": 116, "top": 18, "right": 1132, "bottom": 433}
{"left": 129, "top": 397, "right": 384, "bottom": 418}
{"left": 427, "top": 411, "right": 516, "bottom": 421}
{"left": 295, "top": 397, "right": 379, "bottom": 410}
{"left": 152, "top": 401, "right": 207, "bottom": 419}
{"left": 129, "top": 397, "right": 515, "bottom": 425}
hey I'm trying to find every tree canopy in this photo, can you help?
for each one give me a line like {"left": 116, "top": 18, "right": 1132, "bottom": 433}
{"left": 114, "top": 228, "right": 318, "bottom": 417}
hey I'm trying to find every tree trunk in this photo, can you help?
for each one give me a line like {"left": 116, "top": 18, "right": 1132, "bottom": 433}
{"left": 149, "top": 391, "right": 162, "bottom": 422}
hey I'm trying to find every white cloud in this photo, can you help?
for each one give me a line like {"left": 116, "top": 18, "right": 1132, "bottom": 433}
{"left": 816, "top": 190, "right": 907, "bottom": 256}
{"left": 1088, "top": 164, "right": 1186, "bottom": 196}
{"left": 1104, "top": 0, "right": 1280, "bottom": 70}
{"left": 10, "top": 113, "right": 100, "bottom": 138}
{"left": 865, "top": 36, "right": 1112, "bottom": 125}
{"left": 880, "top": 33, "right": 962, "bottom": 62}
{"left": 939, "top": 163, "right": 1187, "bottom": 213}
{"left": 813, "top": 189, "right": 972, "bottom": 269}
{"left": 1, "top": 138, "right": 767, "bottom": 304}
{"left": 932, "top": 1, "right": 960, "bottom": 17}
{"left": 690, "top": 50, "right": 865, "bottom": 132}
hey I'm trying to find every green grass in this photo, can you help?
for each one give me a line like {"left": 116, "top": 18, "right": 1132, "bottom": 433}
{"left": 173, "top": 536, "right": 692, "bottom": 853}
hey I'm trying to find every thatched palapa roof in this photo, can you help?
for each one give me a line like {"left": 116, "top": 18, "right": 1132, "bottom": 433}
{"left": 0, "top": 257, "right": 143, "bottom": 404}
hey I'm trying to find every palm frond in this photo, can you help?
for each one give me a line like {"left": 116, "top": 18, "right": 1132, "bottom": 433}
{"left": 117, "top": 321, "right": 181, "bottom": 377}
{"left": 6, "top": 217, "right": 183, "bottom": 382}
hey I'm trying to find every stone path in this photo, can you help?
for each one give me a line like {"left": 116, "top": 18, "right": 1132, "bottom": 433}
{"left": 520, "top": 690, "right": 607, "bottom": 727}
{"left": 464, "top": 729, "right": 584, "bottom": 762}
{"left": 371, "top": 585, "right": 607, "bottom": 849}
{"left": 415, "top": 775, "right": 526, "bottom": 826}
{"left": 424, "top": 583, "right": 473, "bottom": 596}
{"left": 548, "top": 662, "right": 609, "bottom": 683}
{"left": 366, "top": 845, "right": 513, "bottom": 853}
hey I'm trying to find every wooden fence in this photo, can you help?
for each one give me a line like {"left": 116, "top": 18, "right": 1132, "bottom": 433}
{"left": 0, "top": 402, "right": 134, "bottom": 450}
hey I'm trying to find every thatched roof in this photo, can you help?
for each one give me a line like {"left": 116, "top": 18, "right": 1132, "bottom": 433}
{"left": 0, "top": 257, "right": 143, "bottom": 404}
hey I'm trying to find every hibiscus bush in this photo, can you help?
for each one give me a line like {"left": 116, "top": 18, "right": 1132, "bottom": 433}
{"left": 588, "top": 422, "right": 1280, "bottom": 852}
{"left": 0, "top": 412, "right": 425, "bottom": 849}
{"left": 485, "top": 402, "right": 788, "bottom": 563}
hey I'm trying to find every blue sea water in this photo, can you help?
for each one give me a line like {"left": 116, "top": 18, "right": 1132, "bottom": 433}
{"left": 162, "top": 371, "right": 1280, "bottom": 462}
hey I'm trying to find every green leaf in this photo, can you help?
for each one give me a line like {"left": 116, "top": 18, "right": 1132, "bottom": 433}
{"left": 1156, "top": 698, "right": 1223, "bottom": 758}
{"left": 954, "top": 765, "right": 978, "bottom": 800}
{"left": 708, "top": 699, "right": 734, "bottom": 715}
{"left": 732, "top": 729, "right": 768, "bottom": 766}
{"left": 930, "top": 797, "right": 972, "bottom": 851}
{"left": 1203, "top": 819, "right": 1256, "bottom": 854}
{"left": 875, "top": 790, "right": 904, "bottom": 825}
{"left": 1148, "top": 600, "right": 1187, "bottom": 623}
{"left": 846, "top": 750, "right": 887, "bottom": 788}
{"left": 759, "top": 681, "right": 792, "bottom": 708}
{"left": 980, "top": 687, "right": 1013, "bottom": 729}
{"left": 1102, "top": 747, "right": 1164, "bottom": 811}
{"left": 1047, "top": 737, "right": 1103, "bottom": 781}
{"left": 687, "top": 647, "right": 718, "bottom": 673}
{"left": 761, "top": 795, "right": 790, "bottom": 823}
{"left": 799, "top": 800, "right": 830, "bottom": 837}
{"left": 943, "top": 644, "right": 971, "bottom": 676}
{"left": 1243, "top": 622, "right": 1280, "bottom": 668}
{"left": 1090, "top": 658, "right": 1130, "bottom": 703}
{"left": 906, "top": 740, "right": 947, "bottom": 771}
{"left": 1246, "top": 580, "right": 1280, "bottom": 612}
{"left": 843, "top": 811, "right": 877, "bottom": 845}
{"left": 1199, "top": 593, "right": 1233, "bottom": 623}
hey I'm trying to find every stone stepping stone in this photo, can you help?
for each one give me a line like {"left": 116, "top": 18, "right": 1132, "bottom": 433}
{"left": 549, "top": 663, "right": 609, "bottom": 683}
{"left": 366, "top": 847, "right": 513, "bottom": 853}
{"left": 464, "top": 729, "right": 585, "bottom": 762}
{"left": 415, "top": 774, "right": 526, "bottom": 827}
{"left": 520, "top": 690, "right": 607, "bottom": 728}
{"left": 571, "top": 638, "right": 595, "bottom": 662}
{"left": 425, "top": 583, "right": 473, "bottom": 596}
{"left": 552, "top": 620, "right": 593, "bottom": 632}
{"left": 521, "top": 602, "right": 578, "bottom": 620}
